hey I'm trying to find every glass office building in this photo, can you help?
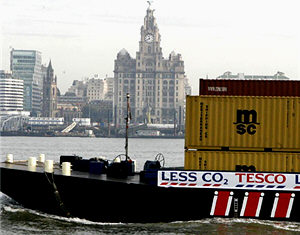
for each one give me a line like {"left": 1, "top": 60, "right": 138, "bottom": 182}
{"left": 10, "top": 49, "right": 42, "bottom": 115}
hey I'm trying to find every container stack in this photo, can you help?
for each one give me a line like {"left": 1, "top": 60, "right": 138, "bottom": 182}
{"left": 184, "top": 80, "right": 300, "bottom": 172}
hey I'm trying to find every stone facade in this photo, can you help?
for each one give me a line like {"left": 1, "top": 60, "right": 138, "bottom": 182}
{"left": 114, "top": 6, "right": 187, "bottom": 125}
{"left": 87, "top": 78, "right": 107, "bottom": 102}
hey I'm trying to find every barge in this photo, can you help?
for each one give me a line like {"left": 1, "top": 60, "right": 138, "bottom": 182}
{"left": 0, "top": 159, "right": 299, "bottom": 223}
{"left": 1, "top": 94, "right": 299, "bottom": 223}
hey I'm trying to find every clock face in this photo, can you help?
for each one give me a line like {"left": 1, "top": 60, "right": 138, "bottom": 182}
{"left": 144, "top": 33, "right": 154, "bottom": 43}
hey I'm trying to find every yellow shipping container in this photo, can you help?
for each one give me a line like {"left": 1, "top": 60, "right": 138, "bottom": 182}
{"left": 185, "top": 96, "right": 300, "bottom": 151}
{"left": 184, "top": 150, "right": 300, "bottom": 172}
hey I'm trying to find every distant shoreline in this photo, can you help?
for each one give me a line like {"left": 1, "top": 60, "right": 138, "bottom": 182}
{"left": 0, "top": 131, "right": 184, "bottom": 139}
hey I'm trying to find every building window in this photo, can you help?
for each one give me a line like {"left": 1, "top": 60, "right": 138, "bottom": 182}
{"left": 148, "top": 46, "right": 151, "bottom": 53}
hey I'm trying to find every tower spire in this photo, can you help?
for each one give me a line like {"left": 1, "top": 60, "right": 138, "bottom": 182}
{"left": 48, "top": 59, "right": 53, "bottom": 70}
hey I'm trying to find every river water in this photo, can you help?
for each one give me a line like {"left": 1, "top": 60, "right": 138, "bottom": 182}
{"left": 0, "top": 136, "right": 299, "bottom": 234}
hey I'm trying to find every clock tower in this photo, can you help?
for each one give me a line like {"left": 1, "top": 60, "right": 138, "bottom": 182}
{"left": 114, "top": 4, "right": 188, "bottom": 127}
{"left": 136, "top": 5, "right": 163, "bottom": 74}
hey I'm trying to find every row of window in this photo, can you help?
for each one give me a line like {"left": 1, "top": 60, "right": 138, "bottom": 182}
{"left": 16, "top": 59, "right": 36, "bottom": 64}
{"left": 13, "top": 67, "right": 34, "bottom": 71}
{"left": 118, "top": 97, "right": 179, "bottom": 103}
{"left": 0, "top": 100, "right": 23, "bottom": 104}
{"left": 119, "top": 88, "right": 179, "bottom": 96}
{"left": 118, "top": 73, "right": 180, "bottom": 79}
{"left": 12, "top": 55, "right": 36, "bottom": 59}
{"left": 119, "top": 79, "right": 179, "bottom": 85}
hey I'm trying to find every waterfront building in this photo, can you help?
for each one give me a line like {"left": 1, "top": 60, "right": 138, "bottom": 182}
{"left": 10, "top": 49, "right": 42, "bottom": 115}
{"left": 0, "top": 70, "right": 29, "bottom": 116}
{"left": 67, "top": 80, "right": 87, "bottom": 97}
{"left": 113, "top": 5, "right": 188, "bottom": 125}
{"left": 84, "top": 99, "right": 113, "bottom": 124}
{"left": 0, "top": 70, "right": 29, "bottom": 131}
{"left": 86, "top": 77, "right": 107, "bottom": 102}
{"left": 104, "top": 76, "right": 114, "bottom": 101}
{"left": 42, "top": 60, "right": 58, "bottom": 117}
{"left": 58, "top": 94, "right": 88, "bottom": 106}
{"left": 57, "top": 93, "right": 87, "bottom": 123}
{"left": 217, "top": 71, "right": 289, "bottom": 80}
{"left": 56, "top": 103, "right": 81, "bottom": 123}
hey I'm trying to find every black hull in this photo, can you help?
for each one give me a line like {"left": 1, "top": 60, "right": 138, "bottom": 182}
{"left": 1, "top": 164, "right": 299, "bottom": 223}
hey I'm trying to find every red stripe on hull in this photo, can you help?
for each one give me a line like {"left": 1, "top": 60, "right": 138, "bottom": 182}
{"left": 244, "top": 192, "right": 260, "bottom": 217}
{"left": 214, "top": 191, "right": 230, "bottom": 216}
{"left": 275, "top": 193, "right": 292, "bottom": 218}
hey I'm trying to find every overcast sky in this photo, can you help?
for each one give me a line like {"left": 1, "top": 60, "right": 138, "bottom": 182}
{"left": 1, "top": 0, "right": 299, "bottom": 94}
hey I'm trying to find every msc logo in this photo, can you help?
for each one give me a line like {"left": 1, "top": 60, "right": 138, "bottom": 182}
{"left": 233, "top": 110, "right": 260, "bottom": 135}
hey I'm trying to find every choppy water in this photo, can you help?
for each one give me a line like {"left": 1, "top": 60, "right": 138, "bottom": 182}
{"left": 0, "top": 136, "right": 299, "bottom": 234}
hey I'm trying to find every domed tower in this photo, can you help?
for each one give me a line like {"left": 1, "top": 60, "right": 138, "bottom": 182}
{"left": 113, "top": 48, "right": 136, "bottom": 125}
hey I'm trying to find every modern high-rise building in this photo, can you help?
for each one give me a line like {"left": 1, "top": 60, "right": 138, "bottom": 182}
{"left": 10, "top": 49, "right": 42, "bottom": 115}
{"left": 0, "top": 70, "right": 23, "bottom": 113}
{"left": 42, "top": 60, "right": 58, "bottom": 117}
{"left": 114, "top": 5, "right": 188, "bottom": 125}
{"left": 0, "top": 70, "right": 29, "bottom": 116}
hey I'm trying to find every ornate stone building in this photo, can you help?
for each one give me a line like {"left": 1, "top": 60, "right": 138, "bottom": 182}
{"left": 42, "top": 61, "right": 58, "bottom": 117}
{"left": 114, "top": 5, "right": 187, "bottom": 125}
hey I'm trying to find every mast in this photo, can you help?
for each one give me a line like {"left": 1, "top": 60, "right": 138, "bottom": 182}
{"left": 125, "top": 93, "right": 130, "bottom": 160}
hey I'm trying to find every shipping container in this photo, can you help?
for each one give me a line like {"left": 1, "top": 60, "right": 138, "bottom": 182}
{"left": 185, "top": 96, "right": 300, "bottom": 151}
{"left": 199, "top": 79, "right": 300, "bottom": 96}
{"left": 184, "top": 150, "right": 300, "bottom": 172}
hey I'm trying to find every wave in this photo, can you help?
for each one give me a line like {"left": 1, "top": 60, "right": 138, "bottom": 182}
{"left": 1, "top": 194, "right": 299, "bottom": 232}
{"left": 2, "top": 205, "right": 123, "bottom": 226}
{"left": 172, "top": 218, "right": 300, "bottom": 232}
